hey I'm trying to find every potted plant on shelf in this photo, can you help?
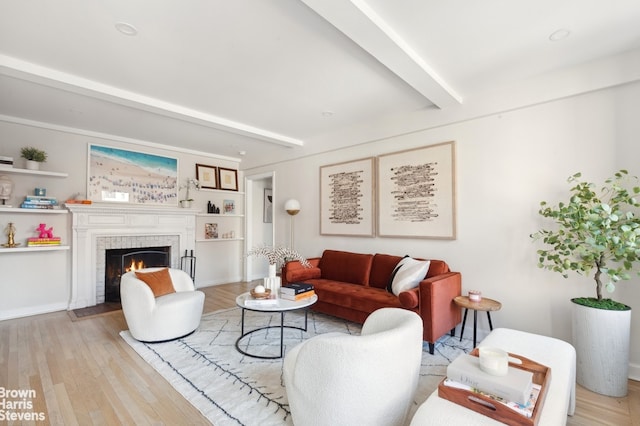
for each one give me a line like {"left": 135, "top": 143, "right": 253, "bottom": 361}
{"left": 20, "top": 147, "right": 47, "bottom": 170}
{"left": 180, "top": 178, "right": 199, "bottom": 208}
{"left": 531, "top": 170, "right": 640, "bottom": 397}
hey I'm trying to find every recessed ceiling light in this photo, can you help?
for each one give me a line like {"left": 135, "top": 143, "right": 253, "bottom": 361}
{"left": 549, "top": 29, "right": 571, "bottom": 42}
{"left": 321, "top": 111, "right": 334, "bottom": 117}
{"left": 115, "top": 22, "right": 138, "bottom": 36}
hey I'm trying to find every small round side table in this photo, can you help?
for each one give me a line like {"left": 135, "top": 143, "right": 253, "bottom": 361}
{"left": 454, "top": 295, "right": 502, "bottom": 348}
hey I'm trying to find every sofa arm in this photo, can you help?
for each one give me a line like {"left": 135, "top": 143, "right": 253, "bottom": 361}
{"left": 282, "top": 258, "right": 321, "bottom": 285}
{"left": 416, "top": 272, "right": 462, "bottom": 343}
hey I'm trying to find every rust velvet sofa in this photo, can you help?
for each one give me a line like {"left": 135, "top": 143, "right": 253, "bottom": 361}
{"left": 281, "top": 249, "right": 462, "bottom": 354}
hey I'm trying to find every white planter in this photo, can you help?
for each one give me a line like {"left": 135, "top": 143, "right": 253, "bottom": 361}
{"left": 572, "top": 299, "right": 631, "bottom": 397}
{"left": 25, "top": 160, "right": 40, "bottom": 170}
{"left": 180, "top": 200, "right": 192, "bottom": 208}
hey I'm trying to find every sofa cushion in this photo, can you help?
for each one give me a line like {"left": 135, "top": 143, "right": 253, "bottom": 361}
{"left": 135, "top": 268, "right": 176, "bottom": 297}
{"left": 369, "top": 253, "right": 404, "bottom": 289}
{"left": 307, "top": 279, "right": 402, "bottom": 314}
{"left": 318, "top": 250, "right": 373, "bottom": 286}
{"left": 426, "top": 260, "right": 449, "bottom": 277}
{"left": 389, "top": 257, "right": 430, "bottom": 295}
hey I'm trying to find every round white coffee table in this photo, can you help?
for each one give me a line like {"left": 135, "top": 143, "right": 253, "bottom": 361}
{"left": 235, "top": 292, "right": 318, "bottom": 359}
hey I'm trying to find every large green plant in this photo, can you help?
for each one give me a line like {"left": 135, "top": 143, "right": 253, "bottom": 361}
{"left": 531, "top": 170, "right": 640, "bottom": 306}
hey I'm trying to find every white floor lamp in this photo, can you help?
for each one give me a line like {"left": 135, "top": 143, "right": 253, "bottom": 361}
{"left": 285, "top": 199, "right": 300, "bottom": 250}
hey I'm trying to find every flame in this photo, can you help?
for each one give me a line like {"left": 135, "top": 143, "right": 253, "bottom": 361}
{"left": 126, "top": 259, "right": 145, "bottom": 272}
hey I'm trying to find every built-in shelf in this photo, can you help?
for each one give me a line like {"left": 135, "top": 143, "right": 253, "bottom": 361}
{"left": 0, "top": 167, "right": 68, "bottom": 178}
{"left": 199, "top": 189, "right": 245, "bottom": 195}
{"left": 0, "top": 245, "right": 70, "bottom": 253}
{"left": 196, "top": 238, "right": 244, "bottom": 243}
{"left": 0, "top": 207, "right": 68, "bottom": 214}
{"left": 196, "top": 213, "right": 244, "bottom": 218}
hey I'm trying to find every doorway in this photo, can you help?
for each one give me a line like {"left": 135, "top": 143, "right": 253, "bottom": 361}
{"left": 244, "top": 171, "right": 275, "bottom": 281}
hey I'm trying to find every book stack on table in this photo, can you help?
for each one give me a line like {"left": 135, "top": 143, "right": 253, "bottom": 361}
{"left": 280, "top": 282, "right": 315, "bottom": 301}
{"left": 443, "top": 353, "right": 540, "bottom": 419}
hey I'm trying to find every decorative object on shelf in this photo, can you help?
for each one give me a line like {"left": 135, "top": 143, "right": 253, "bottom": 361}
{"left": 20, "top": 195, "right": 58, "bottom": 210}
{"left": 196, "top": 163, "right": 218, "bottom": 189}
{"left": 0, "top": 155, "right": 14, "bottom": 168}
{"left": 246, "top": 245, "right": 311, "bottom": 269}
{"left": 223, "top": 199, "right": 235, "bottom": 214}
{"left": 37, "top": 223, "right": 54, "bottom": 238}
{"left": 378, "top": 141, "right": 456, "bottom": 239}
{"left": 285, "top": 198, "right": 300, "bottom": 249}
{"left": 180, "top": 178, "right": 200, "bottom": 208}
{"left": 218, "top": 167, "right": 238, "bottom": 191}
{"left": 264, "top": 188, "right": 273, "bottom": 223}
{"left": 34, "top": 187, "right": 46, "bottom": 196}
{"left": 0, "top": 175, "right": 14, "bottom": 206}
{"left": 2, "top": 222, "right": 20, "bottom": 248}
{"left": 207, "top": 201, "right": 220, "bottom": 214}
{"left": 320, "top": 157, "right": 375, "bottom": 237}
{"left": 531, "top": 169, "right": 640, "bottom": 397}
{"left": 205, "top": 223, "right": 218, "bottom": 239}
{"left": 88, "top": 144, "right": 178, "bottom": 205}
{"left": 20, "top": 146, "right": 47, "bottom": 170}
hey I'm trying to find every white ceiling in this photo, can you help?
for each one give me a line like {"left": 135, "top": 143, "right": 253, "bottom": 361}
{"left": 2, "top": 0, "right": 640, "bottom": 168}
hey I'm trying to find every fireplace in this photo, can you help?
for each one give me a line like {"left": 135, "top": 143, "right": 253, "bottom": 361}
{"left": 105, "top": 246, "right": 171, "bottom": 302}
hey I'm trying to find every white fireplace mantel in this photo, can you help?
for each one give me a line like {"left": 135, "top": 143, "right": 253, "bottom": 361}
{"left": 67, "top": 203, "right": 199, "bottom": 309}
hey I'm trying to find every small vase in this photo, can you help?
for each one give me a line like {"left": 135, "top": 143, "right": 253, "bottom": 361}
{"left": 180, "top": 200, "right": 192, "bottom": 208}
{"left": 268, "top": 263, "right": 277, "bottom": 278}
{"left": 25, "top": 160, "right": 40, "bottom": 171}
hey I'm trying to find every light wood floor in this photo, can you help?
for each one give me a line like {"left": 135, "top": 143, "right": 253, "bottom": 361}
{"left": 1, "top": 281, "right": 638, "bottom": 425}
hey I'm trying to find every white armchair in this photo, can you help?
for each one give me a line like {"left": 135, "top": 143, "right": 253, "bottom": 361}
{"left": 283, "top": 307, "right": 424, "bottom": 426}
{"left": 120, "top": 267, "right": 205, "bottom": 342}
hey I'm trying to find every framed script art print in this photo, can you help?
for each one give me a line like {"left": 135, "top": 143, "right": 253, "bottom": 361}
{"left": 377, "top": 141, "right": 456, "bottom": 239}
{"left": 88, "top": 144, "right": 178, "bottom": 205}
{"left": 320, "top": 157, "right": 375, "bottom": 237}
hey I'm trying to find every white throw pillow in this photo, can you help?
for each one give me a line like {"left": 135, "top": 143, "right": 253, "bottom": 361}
{"left": 390, "top": 257, "right": 430, "bottom": 296}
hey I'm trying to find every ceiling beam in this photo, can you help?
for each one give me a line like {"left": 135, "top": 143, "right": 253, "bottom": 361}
{"left": 300, "top": 0, "right": 462, "bottom": 108}
{"left": 0, "top": 54, "right": 304, "bottom": 148}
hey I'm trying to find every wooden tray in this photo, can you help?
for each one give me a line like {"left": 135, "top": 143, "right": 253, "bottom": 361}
{"left": 438, "top": 348, "right": 550, "bottom": 426}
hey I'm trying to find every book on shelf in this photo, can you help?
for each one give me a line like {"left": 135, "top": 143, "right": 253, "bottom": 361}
{"left": 27, "top": 237, "right": 61, "bottom": 242}
{"left": 280, "top": 282, "right": 314, "bottom": 296}
{"left": 20, "top": 203, "right": 57, "bottom": 209}
{"left": 446, "top": 353, "right": 533, "bottom": 405}
{"left": 65, "top": 199, "right": 92, "bottom": 204}
{"left": 28, "top": 242, "right": 62, "bottom": 246}
{"left": 280, "top": 290, "right": 316, "bottom": 301}
{"left": 24, "top": 195, "right": 58, "bottom": 203}
{"left": 442, "top": 378, "right": 541, "bottom": 419}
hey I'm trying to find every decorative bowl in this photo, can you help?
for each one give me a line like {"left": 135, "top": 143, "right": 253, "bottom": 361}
{"left": 250, "top": 288, "right": 272, "bottom": 299}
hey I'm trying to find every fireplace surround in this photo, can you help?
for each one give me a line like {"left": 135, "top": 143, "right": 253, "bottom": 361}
{"left": 67, "top": 204, "right": 196, "bottom": 309}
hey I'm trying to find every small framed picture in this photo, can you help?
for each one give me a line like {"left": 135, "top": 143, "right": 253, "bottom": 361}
{"left": 223, "top": 199, "right": 235, "bottom": 214}
{"left": 196, "top": 164, "right": 218, "bottom": 189}
{"left": 205, "top": 223, "right": 218, "bottom": 239}
{"left": 218, "top": 167, "right": 238, "bottom": 191}
{"left": 264, "top": 188, "right": 273, "bottom": 223}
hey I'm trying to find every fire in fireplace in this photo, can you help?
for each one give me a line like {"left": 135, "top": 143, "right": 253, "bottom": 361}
{"left": 105, "top": 246, "right": 171, "bottom": 302}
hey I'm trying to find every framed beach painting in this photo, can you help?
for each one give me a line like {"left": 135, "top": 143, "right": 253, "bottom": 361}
{"left": 87, "top": 144, "right": 178, "bottom": 205}
{"left": 320, "top": 157, "right": 375, "bottom": 237}
{"left": 377, "top": 141, "right": 456, "bottom": 239}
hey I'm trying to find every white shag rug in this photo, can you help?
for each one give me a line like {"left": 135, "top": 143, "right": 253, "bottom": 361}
{"left": 120, "top": 308, "right": 472, "bottom": 426}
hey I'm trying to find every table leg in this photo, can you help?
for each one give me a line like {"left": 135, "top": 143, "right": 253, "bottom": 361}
{"left": 487, "top": 311, "right": 493, "bottom": 330}
{"left": 459, "top": 308, "right": 469, "bottom": 342}
{"left": 473, "top": 309, "right": 478, "bottom": 348}
{"left": 241, "top": 308, "right": 246, "bottom": 335}
{"left": 303, "top": 308, "right": 309, "bottom": 331}
{"left": 280, "top": 311, "right": 285, "bottom": 358}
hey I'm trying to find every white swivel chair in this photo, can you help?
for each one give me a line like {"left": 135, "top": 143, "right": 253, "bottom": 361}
{"left": 283, "top": 307, "right": 424, "bottom": 426}
{"left": 120, "top": 267, "right": 205, "bottom": 342}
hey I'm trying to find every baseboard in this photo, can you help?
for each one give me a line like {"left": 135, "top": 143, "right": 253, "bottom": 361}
{"left": 628, "top": 362, "right": 640, "bottom": 381}
{"left": 0, "top": 302, "right": 68, "bottom": 321}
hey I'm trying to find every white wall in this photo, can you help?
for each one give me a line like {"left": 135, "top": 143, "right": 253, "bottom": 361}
{"left": 245, "top": 81, "right": 640, "bottom": 380}
{"left": 0, "top": 119, "right": 242, "bottom": 318}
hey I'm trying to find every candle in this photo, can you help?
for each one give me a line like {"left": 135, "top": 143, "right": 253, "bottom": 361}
{"left": 479, "top": 347, "right": 509, "bottom": 376}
